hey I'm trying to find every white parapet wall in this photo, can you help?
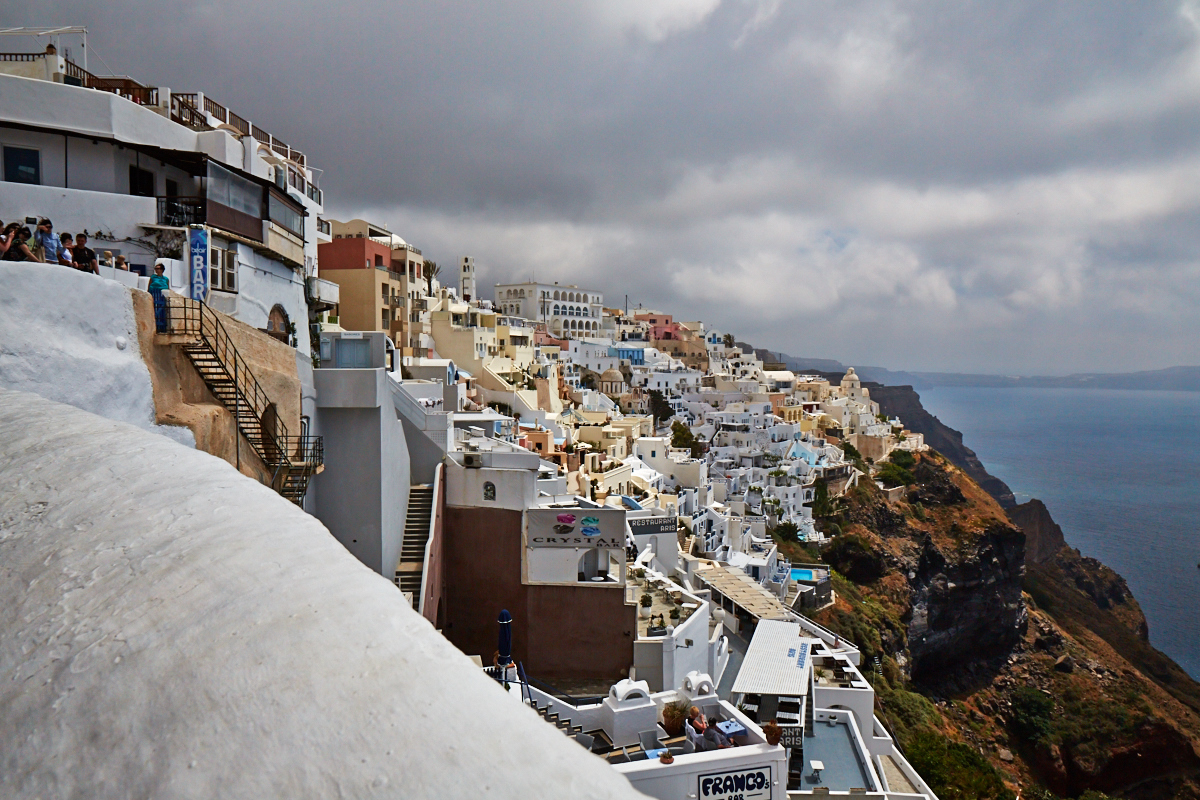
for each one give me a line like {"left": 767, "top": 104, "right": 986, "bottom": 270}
{"left": 0, "top": 388, "right": 646, "bottom": 800}
{"left": 0, "top": 262, "right": 194, "bottom": 447}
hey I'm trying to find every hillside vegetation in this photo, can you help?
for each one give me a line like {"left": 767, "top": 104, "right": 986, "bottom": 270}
{"left": 774, "top": 453, "right": 1200, "bottom": 800}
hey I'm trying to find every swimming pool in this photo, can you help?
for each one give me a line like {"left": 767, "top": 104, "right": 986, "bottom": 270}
{"left": 791, "top": 568, "right": 814, "bottom": 582}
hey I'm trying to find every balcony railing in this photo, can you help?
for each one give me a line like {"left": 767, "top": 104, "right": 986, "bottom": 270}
{"left": 61, "top": 58, "right": 157, "bottom": 104}
{"left": 157, "top": 196, "right": 206, "bottom": 227}
{"left": 316, "top": 218, "right": 332, "bottom": 235}
{"left": 169, "top": 93, "right": 205, "bottom": 131}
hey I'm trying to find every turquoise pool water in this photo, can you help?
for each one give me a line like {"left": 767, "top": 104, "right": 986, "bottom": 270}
{"left": 791, "top": 569, "right": 814, "bottom": 582}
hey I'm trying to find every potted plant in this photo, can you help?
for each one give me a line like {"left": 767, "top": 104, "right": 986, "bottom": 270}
{"left": 763, "top": 721, "right": 783, "bottom": 747}
{"left": 661, "top": 698, "right": 691, "bottom": 737}
{"left": 669, "top": 607, "right": 681, "bottom": 623}
{"left": 639, "top": 593, "right": 653, "bottom": 618}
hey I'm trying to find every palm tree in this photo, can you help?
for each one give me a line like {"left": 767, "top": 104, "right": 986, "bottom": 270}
{"left": 424, "top": 261, "right": 441, "bottom": 296}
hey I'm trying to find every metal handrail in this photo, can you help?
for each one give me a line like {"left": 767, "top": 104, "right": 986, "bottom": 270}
{"left": 166, "top": 298, "right": 291, "bottom": 473}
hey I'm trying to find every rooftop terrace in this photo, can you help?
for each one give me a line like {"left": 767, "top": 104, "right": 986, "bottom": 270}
{"left": 801, "top": 717, "right": 876, "bottom": 792}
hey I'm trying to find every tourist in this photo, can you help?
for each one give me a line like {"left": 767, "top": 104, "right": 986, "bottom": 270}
{"left": 34, "top": 219, "right": 60, "bottom": 263}
{"left": 3, "top": 227, "right": 37, "bottom": 262}
{"left": 73, "top": 233, "right": 99, "bottom": 274}
{"left": 57, "top": 233, "right": 76, "bottom": 268}
{"left": 148, "top": 263, "right": 170, "bottom": 332}
{"left": 702, "top": 717, "right": 733, "bottom": 750}
{"left": 0, "top": 221, "right": 16, "bottom": 258}
{"left": 101, "top": 250, "right": 114, "bottom": 268}
{"left": 115, "top": 255, "right": 129, "bottom": 271}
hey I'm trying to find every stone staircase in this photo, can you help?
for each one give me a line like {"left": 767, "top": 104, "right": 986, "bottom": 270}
{"left": 394, "top": 485, "right": 434, "bottom": 609}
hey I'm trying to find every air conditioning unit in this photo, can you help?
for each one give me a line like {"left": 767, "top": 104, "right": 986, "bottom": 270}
{"left": 463, "top": 453, "right": 483, "bottom": 468}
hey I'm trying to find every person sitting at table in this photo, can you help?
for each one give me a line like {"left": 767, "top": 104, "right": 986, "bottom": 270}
{"left": 703, "top": 719, "right": 734, "bottom": 749}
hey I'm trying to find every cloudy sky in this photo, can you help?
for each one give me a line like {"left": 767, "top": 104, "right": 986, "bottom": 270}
{"left": 20, "top": 1, "right": 1200, "bottom": 372}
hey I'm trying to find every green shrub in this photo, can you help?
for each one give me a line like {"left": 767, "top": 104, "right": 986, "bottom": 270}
{"left": 891, "top": 449, "right": 916, "bottom": 469}
{"left": 903, "top": 730, "right": 1015, "bottom": 800}
{"left": 877, "top": 462, "right": 915, "bottom": 488}
{"left": 1010, "top": 686, "right": 1053, "bottom": 743}
{"left": 773, "top": 521, "right": 800, "bottom": 543}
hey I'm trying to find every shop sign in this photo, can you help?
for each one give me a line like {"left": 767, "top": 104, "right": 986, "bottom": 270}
{"left": 187, "top": 225, "right": 208, "bottom": 302}
{"left": 698, "top": 766, "right": 772, "bottom": 800}
{"left": 527, "top": 507, "right": 625, "bottom": 548}
{"left": 628, "top": 516, "right": 676, "bottom": 536}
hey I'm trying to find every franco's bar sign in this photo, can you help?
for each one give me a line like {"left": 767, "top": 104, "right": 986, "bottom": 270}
{"left": 698, "top": 766, "right": 771, "bottom": 800}
{"left": 527, "top": 507, "right": 626, "bottom": 548}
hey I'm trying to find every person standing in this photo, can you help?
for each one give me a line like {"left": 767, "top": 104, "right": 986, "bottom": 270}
{"left": 73, "top": 233, "right": 99, "bottom": 274}
{"left": 34, "top": 219, "right": 59, "bottom": 263}
{"left": 0, "top": 221, "right": 16, "bottom": 258}
{"left": 57, "top": 233, "right": 75, "bottom": 268}
{"left": 2, "top": 227, "right": 36, "bottom": 262}
{"left": 148, "top": 263, "right": 170, "bottom": 332}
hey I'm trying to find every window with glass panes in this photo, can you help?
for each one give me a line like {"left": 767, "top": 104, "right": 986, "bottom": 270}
{"left": 209, "top": 244, "right": 238, "bottom": 293}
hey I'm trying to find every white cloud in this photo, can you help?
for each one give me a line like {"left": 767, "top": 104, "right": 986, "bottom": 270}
{"left": 593, "top": 0, "right": 724, "bottom": 42}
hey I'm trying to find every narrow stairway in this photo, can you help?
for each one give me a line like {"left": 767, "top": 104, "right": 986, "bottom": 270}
{"left": 394, "top": 485, "right": 434, "bottom": 609}
{"left": 163, "top": 297, "right": 322, "bottom": 505}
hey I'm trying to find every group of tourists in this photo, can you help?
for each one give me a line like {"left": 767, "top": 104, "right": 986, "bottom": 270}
{"left": 0, "top": 217, "right": 128, "bottom": 273}
{"left": 2, "top": 216, "right": 170, "bottom": 331}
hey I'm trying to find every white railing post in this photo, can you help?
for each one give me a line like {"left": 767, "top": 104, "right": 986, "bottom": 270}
{"left": 417, "top": 462, "right": 442, "bottom": 616}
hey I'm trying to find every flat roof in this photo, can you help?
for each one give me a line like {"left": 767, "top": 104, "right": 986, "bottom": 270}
{"left": 731, "top": 620, "right": 814, "bottom": 697}
{"left": 694, "top": 563, "right": 795, "bottom": 622}
{"left": 801, "top": 718, "right": 876, "bottom": 791}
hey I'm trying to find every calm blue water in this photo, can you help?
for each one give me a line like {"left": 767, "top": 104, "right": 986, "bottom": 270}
{"left": 917, "top": 387, "right": 1200, "bottom": 679}
{"left": 792, "top": 569, "right": 815, "bottom": 582}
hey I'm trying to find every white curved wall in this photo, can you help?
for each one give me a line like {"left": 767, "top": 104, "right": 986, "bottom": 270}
{"left": 0, "top": 263, "right": 194, "bottom": 447}
{"left": 0, "top": 388, "right": 644, "bottom": 800}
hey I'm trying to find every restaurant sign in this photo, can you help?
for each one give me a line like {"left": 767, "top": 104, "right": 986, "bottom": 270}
{"left": 698, "top": 766, "right": 772, "bottom": 800}
{"left": 527, "top": 507, "right": 626, "bottom": 548}
{"left": 627, "top": 516, "right": 677, "bottom": 537}
{"left": 779, "top": 725, "right": 805, "bottom": 749}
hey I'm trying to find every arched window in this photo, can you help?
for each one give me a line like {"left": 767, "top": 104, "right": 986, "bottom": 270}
{"left": 483, "top": 481, "right": 496, "bottom": 501}
{"left": 267, "top": 305, "right": 290, "bottom": 342}
{"left": 553, "top": 304, "right": 560, "bottom": 315}
{"left": 553, "top": 290, "right": 560, "bottom": 300}
{"left": 519, "top": 289, "right": 526, "bottom": 298}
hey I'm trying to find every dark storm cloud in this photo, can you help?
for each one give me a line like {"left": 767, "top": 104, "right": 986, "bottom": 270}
{"left": 16, "top": 0, "right": 1200, "bottom": 371}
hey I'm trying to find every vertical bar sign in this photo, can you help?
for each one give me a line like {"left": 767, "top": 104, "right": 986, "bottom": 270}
{"left": 188, "top": 224, "right": 209, "bottom": 302}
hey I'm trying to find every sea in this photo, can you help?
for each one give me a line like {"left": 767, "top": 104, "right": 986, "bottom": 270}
{"left": 916, "top": 386, "right": 1200, "bottom": 680}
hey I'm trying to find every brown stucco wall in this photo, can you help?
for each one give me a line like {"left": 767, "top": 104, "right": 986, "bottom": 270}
{"left": 131, "top": 289, "right": 302, "bottom": 484}
{"left": 442, "top": 506, "right": 636, "bottom": 681}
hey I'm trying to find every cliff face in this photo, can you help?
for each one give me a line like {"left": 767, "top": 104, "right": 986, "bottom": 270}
{"left": 793, "top": 456, "right": 1200, "bottom": 800}
{"left": 869, "top": 383, "right": 1017, "bottom": 507}
{"left": 812, "top": 453, "right": 1027, "bottom": 680}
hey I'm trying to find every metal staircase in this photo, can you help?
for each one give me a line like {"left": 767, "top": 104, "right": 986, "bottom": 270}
{"left": 163, "top": 297, "right": 322, "bottom": 505}
{"left": 394, "top": 485, "right": 434, "bottom": 608}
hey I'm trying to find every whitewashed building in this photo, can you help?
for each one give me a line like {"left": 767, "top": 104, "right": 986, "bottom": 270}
{"left": 0, "top": 47, "right": 328, "bottom": 356}
{"left": 494, "top": 281, "right": 604, "bottom": 338}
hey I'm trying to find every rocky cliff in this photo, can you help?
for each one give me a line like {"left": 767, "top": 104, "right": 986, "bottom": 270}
{"left": 777, "top": 455, "right": 1200, "bottom": 800}
{"left": 868, "top": 382, "right": 1017, "bottom": 507}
